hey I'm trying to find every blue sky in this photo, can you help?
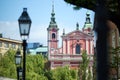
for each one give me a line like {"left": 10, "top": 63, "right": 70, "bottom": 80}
{"left": 0, "top": 0, "right": 94, "bottom": 46}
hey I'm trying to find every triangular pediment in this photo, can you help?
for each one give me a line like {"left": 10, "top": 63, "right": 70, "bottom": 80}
{"left": 62, "top": 30, "right": 92, "bottom": 39}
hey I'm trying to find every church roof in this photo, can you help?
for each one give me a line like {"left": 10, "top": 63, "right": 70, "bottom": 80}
{"left": 61, "top": 29, "right": 93, "bottom": 39}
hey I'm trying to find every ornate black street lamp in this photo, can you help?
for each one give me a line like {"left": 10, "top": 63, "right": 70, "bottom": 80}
{"left": 18, "top": 67, "right": 23, "bottom": 80}
{"left": 15, "top": 49, "right": 22, "bottom": 65}
{"left": 18, "top": 8, "right": 32, "bottom": 80}
{"left": 15, "top": 49, "right": 22, "bottom": 80}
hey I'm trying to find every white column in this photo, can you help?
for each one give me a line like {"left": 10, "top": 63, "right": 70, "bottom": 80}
{"left": 62, "top": 39, "right": 63, "bottom": 54}
{"left": 48, "top": 31, "right": 50, "bottom": 60}
{"left": 66, "top": 40, "right": 67, "bottom": 54}
{"left": 90, "top": 40, "right": 93, "bottom": 54}
{"left": 68, "top": 40, "right": 70, "bottom": 54}
{"left": 86, "top": 39, "right": 89, "bottom": 54}
{"left": 63, "top": 40, "right": 66, "bottom": 54}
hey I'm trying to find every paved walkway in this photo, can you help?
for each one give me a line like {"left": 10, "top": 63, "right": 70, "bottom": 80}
{"left": 0, "top": 77, "right": 15, "bottom": 80}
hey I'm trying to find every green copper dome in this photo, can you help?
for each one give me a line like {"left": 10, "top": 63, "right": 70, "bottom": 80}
{"left": 83, "top": 11, "right": 92, "bottom": 29}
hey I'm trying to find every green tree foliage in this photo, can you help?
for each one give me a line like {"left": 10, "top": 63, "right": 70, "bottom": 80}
{"left": 45, "top": 66, "right": 77, "bottom": 80}
{"left": 26, "top": 54, "right": 48, "bottom": 80}
{"left": 0, "top": 49, "right": 48, "bottom": 80}
{"left": 78, "top": 50, "right": 92, "bottom": 80}
{"left": 0, "top": 49, "right": 77, "bottom": 80}
{"left": 65, "top": 0, "right": 119, "bottom": 12}
{"left": 93, "top": 49, "right": 97, "bottom": 80}
{"left": 110, "top": 47, "right": 120, "bottom": 68}
{"left": 0, "top": 49, "right": 17, "bottom": 78}
{"left": 64, "top": 0, "right": 96, "bottom": 11}
{"left": 87, "top": 67, "right": 92, "bottom": 80}
{"left": 110, "top": 47, "right": 120, "bottom": 79}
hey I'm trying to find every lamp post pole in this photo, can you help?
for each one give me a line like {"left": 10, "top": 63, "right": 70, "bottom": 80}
{"left": 16, "top": 67, "right": 20, "bottom": 80}
{"left": 23, "top": 40, "right": 27, "bottom": 80}
{"left": 18, "top": 8, "right": 32, "bottom": 80}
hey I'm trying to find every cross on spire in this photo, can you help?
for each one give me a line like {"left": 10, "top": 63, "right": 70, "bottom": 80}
{"left": 52, "top": 0, "right": 54, "bottom": 13}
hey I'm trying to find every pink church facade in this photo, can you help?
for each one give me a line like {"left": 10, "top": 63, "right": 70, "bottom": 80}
{"left": 61, "top": 30, "right": 93, "bottom": 55}
{"left": 47, "top": 5, "right": 94, "bottom": 69}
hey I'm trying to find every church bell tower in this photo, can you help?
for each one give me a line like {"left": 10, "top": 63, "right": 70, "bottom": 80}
{"left": 47, "top": 3, "right": 59, "bottom": 59}
{"left": 83, "top": 11, "right": 93, "bottom": 35}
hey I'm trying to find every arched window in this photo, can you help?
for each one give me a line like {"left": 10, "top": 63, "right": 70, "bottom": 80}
{"left": 76, "top": 44, "right": 81, "bottom": 54}
{"left": 52, "top": 33, "right": 55, "bottom": 39}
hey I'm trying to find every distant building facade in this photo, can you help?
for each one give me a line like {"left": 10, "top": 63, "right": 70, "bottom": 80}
{"left": 27, "top": 43, "right": 48, "bottom": 56}
{"left": 0, "top": 35, "right": 22, "bottom": 55}
{"left": 47, "top": 5, "right": 94, "bottom": 69}
{"left": 27, "top": 42, "right": 40, "bottom": 49}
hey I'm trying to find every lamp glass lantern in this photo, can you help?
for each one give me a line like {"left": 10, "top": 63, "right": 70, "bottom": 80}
{"left": 15, "top": 49, "right": 22, "bottom": 65}
{"left": 19, "top": 67, "right": 23, "bottom": 78}
{"left": 18, "top": 8, "right": 32, "bottom": 40}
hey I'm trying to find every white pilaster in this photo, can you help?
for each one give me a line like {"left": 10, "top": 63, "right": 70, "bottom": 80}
{"left": 90, "top": 40, "right": 93, "bottom": 54}
{"left": 48, "top": 31, "right": 50, "bottom": 60}
{"left": 63, "top": 40, "right": 66, "bottom": 54}
{"left": 86, "top": 39, "right": 89, "bottom": 54}
{"left": 68, "top": 40, "right": 70, "bottom": 54}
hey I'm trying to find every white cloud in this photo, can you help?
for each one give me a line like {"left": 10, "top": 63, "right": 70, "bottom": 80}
{"left": 0, "top": 21, "right": 48, "bottom": 46}
{"left": 0, "top": 21, "right": 20, "bottom": 40}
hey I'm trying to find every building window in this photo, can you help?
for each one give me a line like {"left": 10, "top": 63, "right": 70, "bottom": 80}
{"left": 18, "top": 45, "right": 22, "bottom": 49}
{"left": 4, "top": 42, "right": 9, "bottom": 48}
{"left": 52, "top": 33, "right": 56, "bottom": 39}
{"left": 76, "top": 44, "right": 81, "bottom": 54}
{"left": 11, "top": 43, "right": 16, "bottom": 48}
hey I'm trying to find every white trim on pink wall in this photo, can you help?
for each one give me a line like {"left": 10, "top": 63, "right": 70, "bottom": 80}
{"left": 86, "top": 40, "right": 88, "bottom": 54}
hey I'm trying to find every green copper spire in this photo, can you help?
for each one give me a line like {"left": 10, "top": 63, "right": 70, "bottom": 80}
{"left": 48, "top": 0, "right": 58, "bottom": 28}
{"left": 83, "top": 11, "right": 92, "bottom": 29}
{"left": 51, "top": 1, "right": 55, "bottom": 23}
{"left": 85, "top": 11, "right": 91, "bottom": 24}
